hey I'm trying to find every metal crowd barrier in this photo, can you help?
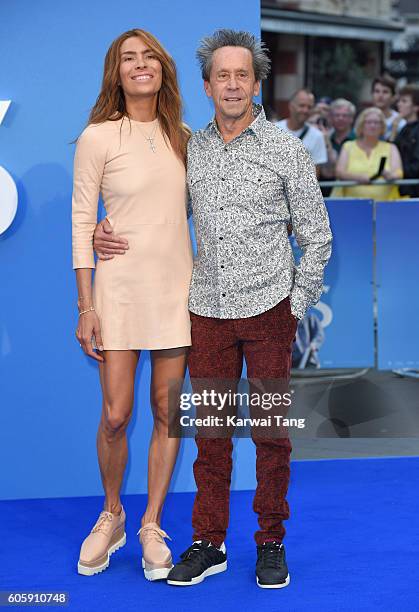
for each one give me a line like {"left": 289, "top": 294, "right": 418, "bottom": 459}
{"left": 319, "top": 178, "right": 419, "bottom": 188}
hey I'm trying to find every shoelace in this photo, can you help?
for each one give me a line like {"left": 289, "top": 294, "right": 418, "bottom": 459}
{"left": 179, "top": 542, "right": 215, "bottom": 568}
{"left": 137, "top": 524, "right": 172, "bottom": 542}
{"left": 259, "top": 542, "right": 284, "bottom": 569}
{"left": 91, "top": 511, "right": 114, "bottom": 534}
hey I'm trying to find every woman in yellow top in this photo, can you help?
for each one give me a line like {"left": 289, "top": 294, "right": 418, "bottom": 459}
{"left": 334, "top": 107, "right": 403, "bottom": 200}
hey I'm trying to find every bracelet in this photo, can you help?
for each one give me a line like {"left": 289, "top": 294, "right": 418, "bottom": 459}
{"left": 79, "top": 306, "right": 95, "bottom": 316}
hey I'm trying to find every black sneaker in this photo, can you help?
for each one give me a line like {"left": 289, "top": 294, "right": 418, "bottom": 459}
{"left": 256, "top": 541, "right": 290, "bottom": 589}
{"left": 167, "top": 540, "right": 227, "bottom": 586}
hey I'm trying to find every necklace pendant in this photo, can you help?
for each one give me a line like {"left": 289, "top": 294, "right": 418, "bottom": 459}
{"left": 140, "top": 125, "right": 158, "bottom": 153}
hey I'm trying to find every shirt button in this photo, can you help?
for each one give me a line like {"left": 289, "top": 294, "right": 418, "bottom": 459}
{"left": 219, "top": 237, "right": 223, "bottom": 240}
{"left": 222, "top": 293, "right": 226, "bottom": 297}
{"left": 220, "top": 207, "right": 224, "bottom": 210}
{"left": 221, "top": 265, "right": 225, "bottom": 269}
{"left": 224, "top": 146, "right": 228, "bottom": 152}
{"left": 221, "top": 177, "right": 225, "bottom": 181}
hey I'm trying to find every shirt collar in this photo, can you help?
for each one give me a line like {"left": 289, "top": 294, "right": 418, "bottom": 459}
{"left": 206, "top": 103, "right": 267, "bottom": 141}
{"left": 331, "top": 128, "right": 355, "bottom": 143}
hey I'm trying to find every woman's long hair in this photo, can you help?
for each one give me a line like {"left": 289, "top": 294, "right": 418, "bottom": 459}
{"left": 88, "top": 29, "right": 190, "bottom": 164}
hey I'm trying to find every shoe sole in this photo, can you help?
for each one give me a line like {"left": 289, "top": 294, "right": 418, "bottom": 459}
{"left": 77, "top": 532, "right": 126, "bottom": 576}
{"left": 141, "top": 558, "right": 173, "bottom": 581}
{"left": 167, "top": 560, "right": 227, "bottom": 586}
{"left": 256, "top": 573, "right": 290, "bottom": 589}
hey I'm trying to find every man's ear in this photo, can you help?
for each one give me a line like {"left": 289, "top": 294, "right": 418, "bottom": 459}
{"left": 253, "top": 80, "right": 261, "bottom": 98}
{"left": 203, "top": 80, "right": 212, "bottom": 99}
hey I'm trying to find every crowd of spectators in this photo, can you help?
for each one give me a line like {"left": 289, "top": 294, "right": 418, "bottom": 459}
{"left": 275, "top": 75, "right": 419, "bottom": 199}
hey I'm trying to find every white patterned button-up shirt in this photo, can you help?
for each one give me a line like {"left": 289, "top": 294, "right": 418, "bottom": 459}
{"left": 187, "top": 104, "right": 332, "bottom": 320}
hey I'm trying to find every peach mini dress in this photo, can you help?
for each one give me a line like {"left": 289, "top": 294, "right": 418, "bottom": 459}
{"left": 72, "top": 118, "right": 193, "bottom": 350}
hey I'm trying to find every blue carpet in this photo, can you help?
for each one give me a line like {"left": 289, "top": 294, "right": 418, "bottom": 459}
{"left": 1, "top": 457, "right": 418, "bottom": 611}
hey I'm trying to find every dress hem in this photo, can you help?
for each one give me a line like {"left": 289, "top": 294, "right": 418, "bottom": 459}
{"left": 98, "top": 341, "right": 191, "bottom": 351}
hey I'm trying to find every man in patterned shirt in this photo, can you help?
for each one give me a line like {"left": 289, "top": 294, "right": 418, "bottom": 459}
{"left": 94, "top": 29, "right": 332, "bottom": 589}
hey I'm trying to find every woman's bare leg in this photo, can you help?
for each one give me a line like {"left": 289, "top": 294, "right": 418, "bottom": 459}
{"left": 141, "top": 347, "right": 188, "bottom": 526}
{"left": 97, "top": 350, "right": 140, "bottom": 514}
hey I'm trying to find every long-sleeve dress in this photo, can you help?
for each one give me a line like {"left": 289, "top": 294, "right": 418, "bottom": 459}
{"left": 72, "top": 117, "right": 193, "bottom": 350}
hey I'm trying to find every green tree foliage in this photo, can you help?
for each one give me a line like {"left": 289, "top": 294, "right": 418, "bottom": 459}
{"left": 313, "top": 43, "right": 365, "bottom": 104}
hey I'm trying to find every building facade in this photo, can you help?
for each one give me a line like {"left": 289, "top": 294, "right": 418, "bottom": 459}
{"left": 262, "top": 0, "right": 405, "bottom": 118}
{"left": 389, "top": 0, "right": 419, "bottom": 82}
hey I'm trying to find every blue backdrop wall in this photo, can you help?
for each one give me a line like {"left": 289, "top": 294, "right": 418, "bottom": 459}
{"left": 0, "top": 0, "right": 261, "bottom": 500}
{"left": 376, "top": 200, "right": 419, "bottom": 370}
{"left": 291, "top": 199, "right": 375, "bottom": 370}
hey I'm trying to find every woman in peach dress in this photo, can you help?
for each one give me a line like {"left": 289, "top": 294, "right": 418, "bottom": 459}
{"left": 72, "top": 29, "right": 192, "bottom": 580}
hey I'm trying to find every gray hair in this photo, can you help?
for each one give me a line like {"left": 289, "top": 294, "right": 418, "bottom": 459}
{"left": 330, "top": 98, "right": 356, "bottom": 116}
{"left": 196, "top": 29, "right": 271, "bottom": 81}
